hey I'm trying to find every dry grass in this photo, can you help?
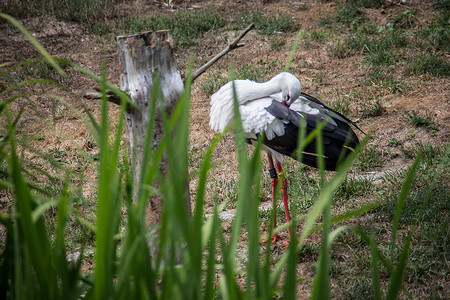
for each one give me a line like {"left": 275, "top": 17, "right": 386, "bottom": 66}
{"left": 1, "top": 0, "right": 449, "bottom": 298}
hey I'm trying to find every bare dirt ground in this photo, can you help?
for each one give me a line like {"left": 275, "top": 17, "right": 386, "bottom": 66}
{"left": 1, "top": 0, "right": 449, "bottom": 298}
{"left": 1, "top": 0, "right": 448, "bottom": 196}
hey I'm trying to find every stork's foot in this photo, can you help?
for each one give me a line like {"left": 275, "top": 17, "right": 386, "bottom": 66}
{"left": 261, "top": 235, "right": 291, "bottom": 250}
{"left": 274, "top": 239, "right": 290, "bottom": 250}
{"left": 260, "top": 233, "right": 283, "bottom": 245}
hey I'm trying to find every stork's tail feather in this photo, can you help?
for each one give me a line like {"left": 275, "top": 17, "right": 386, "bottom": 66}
{"left": 300, "top": 93, "right": 365, "bottom": 135}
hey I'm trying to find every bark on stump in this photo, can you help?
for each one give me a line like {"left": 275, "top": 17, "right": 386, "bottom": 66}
{"left": 117, "top": 31, "right": 188, "bottom": 225}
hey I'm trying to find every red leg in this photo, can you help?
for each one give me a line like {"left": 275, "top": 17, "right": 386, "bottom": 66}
{"left": 276, "top": 161, "right": 292, "bottom": 244}
{"left": 261, "top": 153, "right": 282, "bottom": 244}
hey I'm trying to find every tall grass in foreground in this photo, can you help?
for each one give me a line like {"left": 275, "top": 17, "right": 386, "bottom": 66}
{"left": 0, "top": 14, "right": 441, "bottom": 299}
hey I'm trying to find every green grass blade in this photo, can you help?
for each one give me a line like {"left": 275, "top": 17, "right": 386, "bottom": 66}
{"left": 307, "top": 200, "right": 385, "bottom": 237}
{"left": 283, "top": 219, "right": 298, "bottom": 299}
{"left": 328, "top": 226, "right": 347, "bottom": 244}
{"left": 6, "top": 107, "right": 57, "bottom": 298}
{"left": 246, "top": 137, "right": 263, "bottom": 297}
{"left": 300, "top": 134, "right": 368, "bottom": 244}
{"left": 330, "top": 200, "right": 384, "bottom": 225}
{"left": 203, "top": 205, "right": 221, "bottom": 300}
{"left": 284, "top": 29, "right": 305, "bottom": 71}
{"left": 1, "top": 78, "right": 67, "bottom": 96}
{"left": 136, "top": 70, "right": 160, "bottom": 205}
{"left": 54, "top": 179, "right": 82, "bottom": 299}
{"left": 369, "top": 230, "right": 382, "bottom": 300}
{"left": 310, "top": 132, "right": 331, "bottom": 300}
{"left": 390, "top": 152, "right": 422, "bottom": 259}
{"left": 271, "top": 134, "right": 369, "bottom": 288}
{"left": 219, "top": 71, "right": 249, "bottom": 294}
{"left": 194, "top": 132, "right": 224, "bottom": 246}
{"left": 386, "top": 231, "right": 413, "bottom": 300}
{"left": 353, "top": 227, "right": 392, "bottom": 274}
{"left": 93, "top": 68, "right": 122, "bottom": 300}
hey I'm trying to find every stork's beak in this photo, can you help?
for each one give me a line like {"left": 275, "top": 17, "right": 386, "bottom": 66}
{"left": 282, "top": 92, "right": 291, "bottom": 106}
{"left": 282, "top": 96, "right": 290, "bottom": 107}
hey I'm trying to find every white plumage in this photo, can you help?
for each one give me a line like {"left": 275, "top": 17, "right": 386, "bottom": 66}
{"left": 208, "top": 72, "right": 361, "bottom": 246}
{"left": 209, "top": 72, "right": 301, "bottom": 134}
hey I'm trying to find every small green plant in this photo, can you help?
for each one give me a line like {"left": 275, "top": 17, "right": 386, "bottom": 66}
{"left": 327, "top": 38, "right": 346, "bottom": 58}
{"left": 235, "top": 10, "right": 297, "bottom": 34}
{"left": 121, "top": 10, "right": 226, "bottom": 47}
{"left": 335, "top": 176, "right": 374, "bottom": 200}
{"left": 405, "top": 53, "right": 450, "bottom": 77}
{"left": 356, "top": 142, "right": 385, "bottom": 171}
{"left": 269, "top": 37, "right": 286, "bottom": 50}
{"left": 237, "top": 60, "right": 281, "bottom": 82}
{"left": 334, "top": 0, "right": 384, "bottom": 28}
{"left": 308, "top": 28, "right": 330, "bottom": 43}
{"left": 330, "top": 96, "right": 352, "bottom": 117}
{"left": 199, "top": 70, "right": 229, "bottom": 94}
{"left": 401, "top": 142, "right": 444, "bottom": 163}
{"left": 392, "top": 9, "right": 416, "bottom": 29}
{"left": 402, "top": 110, "right": 438, "bottom": 130}
{"left": 329, "top": 25, "right": 408, "bottom": 62}
{"left": 416, "top": 23, "right": 450, "bottom": 52}
{"left": 0, "top": 0, "right": 118, "bottom": 24}
{"left": 334, "top": 1, "right": 367, "bottom": 27}
{"left": 387, "top": 137, "right": 401, "bottom": 147}
{"left": 359, "top": 98, "right": 385, "bottom": 118}
{"left": 369, "top": 67, "right": 404, "bottom": 93}
{"left": 89, "top": 21, "right": 113, "bottom": 35}
{"left": 365, "top": 49, "right": 397, "bottom": 66}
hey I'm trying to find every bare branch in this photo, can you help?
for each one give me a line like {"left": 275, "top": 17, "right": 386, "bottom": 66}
{"left": 190, "top": 23, "right": 254, "bottom": 83}
{"left": 84, "top": 24, "right": 254, "bottom": 104}
{"left": 83, "top": 89, "right": 122, "bottom": 105}
{"left": 83, "top": 89, "right": 135, "bottom": 112}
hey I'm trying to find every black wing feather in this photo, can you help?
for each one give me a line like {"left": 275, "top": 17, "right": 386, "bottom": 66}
{"left": 263, "top": 100, "right": 359, "bottom": 171}
{"left": 300, "top": 93, "right": 365, "bottom": 134}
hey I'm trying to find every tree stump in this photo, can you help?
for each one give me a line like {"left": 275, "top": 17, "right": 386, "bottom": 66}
{"left": 117, "top": 31, "right": 187, "bottom": 225}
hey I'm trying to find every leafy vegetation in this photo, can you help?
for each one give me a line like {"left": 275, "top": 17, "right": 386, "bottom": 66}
{"left": 356, "top": 142, "right": 386, "bottom": 172}
{"left": 120, "top": 10, "right": 226, "bottom": 46}
{"left": 235, "top": 10, "right": 297, "bottom": 34}
{"left": 323, "top": 0, "right": 449, "bottom": 105}
{"left": 0, "top": 0, "right": 448, "bottom": 298}
{"left": 236, "top": 60, "right": 281, "bottom": 82}
{"left": 402, "top": 110, "right": 438, "bottom": 131}
{"left": 0, "top": 16, "right": 379, "bottom": 298}
{"left": 405, "top": 53, "right": 450, "bottom": 77}
{"left": 0, "top": 0, "right": 119, "bottom": 23}
{"left": 269, "top": 37, "right": 286, "bottom": 50}
{"left": 330, "top": 96, "right": 352, "bottom": 117}
{"left": 359, "top": 98, "right": 385, "bottom": 118}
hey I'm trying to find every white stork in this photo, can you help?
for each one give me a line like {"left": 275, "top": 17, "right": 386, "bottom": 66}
{"left": 209, "top": 72, "right": 361, "bottom": 245}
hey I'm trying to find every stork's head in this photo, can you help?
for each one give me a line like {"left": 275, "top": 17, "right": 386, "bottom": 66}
{"left": 277, "top": 72, "right": 301, "bottom": 106}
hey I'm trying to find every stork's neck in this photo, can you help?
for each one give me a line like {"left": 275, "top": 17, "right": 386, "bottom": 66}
{"left": 234, "top": 76, "right": 282, "bottom": 104}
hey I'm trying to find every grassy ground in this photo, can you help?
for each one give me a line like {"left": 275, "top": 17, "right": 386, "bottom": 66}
{"left": 0, "top": 0, "right": 449, "bottom": 298}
